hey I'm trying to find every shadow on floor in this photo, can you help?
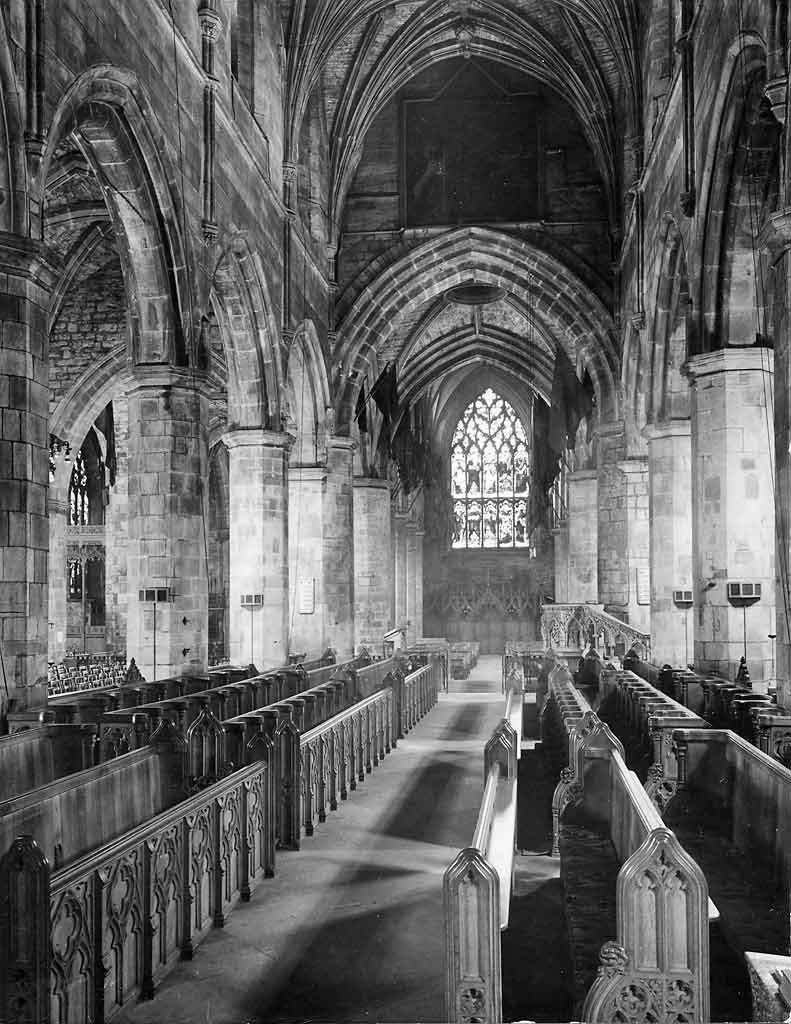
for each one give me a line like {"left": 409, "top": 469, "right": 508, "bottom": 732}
{"left": 437, "top": 702, "right": 490, "bottom": 741}
{"left": 247, "top": 884, "right": 444, "bottom": 1023}
{"left": 376, "top": 752, "right": 484, "bottom": 846}
{"left": 502, "top": 874, "right": 573, "bottom": 1023}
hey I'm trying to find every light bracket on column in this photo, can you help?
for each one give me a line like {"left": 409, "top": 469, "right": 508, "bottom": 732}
{"left": 726, "top": 582, "right": 761, "bottom": 608}
{"left": 673, "top": 589, "right": 694, "bottom": 608}
{"left": 139, "top": 588, "right": 172, "bottom": 603}
{"left": 240, "top": 594, "right": 264, "bottom": 608}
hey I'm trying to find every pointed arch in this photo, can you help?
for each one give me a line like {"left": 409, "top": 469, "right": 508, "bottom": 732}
{"left": 649, "top": 220, "right": 692, "bottom": 423}
{"left": 285, "top": 318, "right": 331, "bottom": 464}
{"left": 333, "top": 226, "right": 619, "bottom": 433}
{"left": 0, "top": 8, "right": 26, "bottom": 231}
{"left": 37, "top": 66, "right": 194, "bottom": 366}
{"left": 211, "top": 236, "right": 283, "bottom": 430}
{"left": 697, "top": 36, "right": 776, "bottom": 352}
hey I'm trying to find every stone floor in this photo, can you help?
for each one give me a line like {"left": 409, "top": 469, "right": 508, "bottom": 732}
{"left": 118, "top": 655, "right": 571, "bottom": 1024}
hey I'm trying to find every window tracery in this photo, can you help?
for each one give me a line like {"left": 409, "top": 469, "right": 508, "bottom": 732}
{"left": 68, "top": 451, "right": 90, "bottom": 527}
{"left": 451, "top": 388, "right": 530, "bottom": 549}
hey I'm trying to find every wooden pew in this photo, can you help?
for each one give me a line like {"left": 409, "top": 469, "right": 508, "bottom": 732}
{"left": 443, "top": 716, "right": 519, "bottom": 1024}
{"left": 0, "top": 755, "right": 274, "bottom": 1024}
{"left": 0, "top": 721, "right": 186, "bottom": 872}
{"left": 549, "top": 699, "right": 710, "bottom": 1023}
{"left": 0, "top": 721, "right": 98, "bottom": 799}
{"left": 408, "top": 637, "right": 450, "bottom": 691}
{"left": 670, "top": 727, "right": 791, "bottom": 965}
{"left": 578, "top": 748, "right": 710, "bottom": 1024}
{"left": 597, "top": 667, "right": 706, "bottom": 809}
{"left": 449, "top": 641, "right": 480, "bottom": 679}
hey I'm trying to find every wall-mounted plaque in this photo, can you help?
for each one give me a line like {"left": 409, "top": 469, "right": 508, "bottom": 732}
{"left": 297, "top": 577, "right": 315, "bottom": 615}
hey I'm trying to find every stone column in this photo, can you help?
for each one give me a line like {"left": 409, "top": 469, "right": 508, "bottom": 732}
{"left": 415, "top": 529, "right": 425, "bottom": 640}
{"left": 596, "top": 421, "right": 628, "bottom": 612}
{"left": 617, "top": 458, "right": 651, "bottom": 632}
{"left": 105, "top": 395, "right": 128, "bottom": 657}
{"left": 553, "top": 523, "right": 570, "bottom": 603}
{"left": 394, "top": 512, "right": 408, "bottom": 629}
{"left": 775, "top": 223, "right": 791, "bottom": 707}
{"left": 0, "top": 235, "right": 56, "bottom": 709}
{"left": 47, "top": 497, "right": 68, "bottom": 665}
{"left": 288, "top": 465, "right": 326, "bottom": 659}
{"left": 225, "top": 429, "right": 290, "bottom": 670}
{"left": 406, "top": 523, "right": 418, "bottom": 644}
{"left": 323, "top": 437, "right": 355, "bottom": 660}
{"left": 686, "top": 349, "right": 775, "bottom": 685}
{"left": 353, "top": 477, "right": 392, "bottom": 653}
{"left": 126, "top": 373, "right": 210, "bottom": 680}
{"left": 645, "top": 421, "right": 693, "bottom": 667}
{"left": 567, "top": 470, "right": 598, "bottom": 603}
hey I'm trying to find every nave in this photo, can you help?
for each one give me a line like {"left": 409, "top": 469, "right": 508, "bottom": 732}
{"left": 116, "top": 657, "right": 518, "bottom": 1024}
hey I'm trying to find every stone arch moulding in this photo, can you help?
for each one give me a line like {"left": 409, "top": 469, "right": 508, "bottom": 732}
{"left": 332, "top": 226, "right": 620, "bottom": 433}
{"left": 285, "top": 318, "right": 332, "bottom": 464}
{"left": 36, "top": 66, "right": 194, "bottom": 368}
{"left": 210, "top": 236, "right": 284, "bottom": 430}
{"left": 697, "top": 35, "right": 769, "bottom": 351}
{"left": 0, "top": 7, "right": 27, "bottom": 232}
{"left": 49, "top": 348, "right": 133, "bottom": 507}
{"left": 648, "top": 218, "right": 692, "bottom": 423}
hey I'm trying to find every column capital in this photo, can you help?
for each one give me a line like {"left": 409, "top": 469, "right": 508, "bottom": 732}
{"left": 223, "top": 427, "right": 294, "bottom": 451}
{"left": 616, "top": 456, "right": 649, "bottom": 475}
{"left": 289, "top": 464, "right": 326, "bottom": 483}
{"left": 353, "top": 476, "right": 391, "bottom": 491}
{"left": 326, "top": 435, "right": 356, "bottom": 454}
{"left": 642, "top": 418, "right": 691, "bottom": 442}
{"left": 127, "top": 366, "right": 214, "bottom": 397}
{"left": 568, "top": 468, "right": 598, "bottom": 483}
{"left": 0, "top": 231, "right": 60, "bottom": 289}
{"left": 593, "top": 418, "right": 625, "bottom": 441}
{"left": 683, "top": 347, "right": 774, "bottom": 382}
{"left": 47, "top": 497, "right": 69, "bottom": 516}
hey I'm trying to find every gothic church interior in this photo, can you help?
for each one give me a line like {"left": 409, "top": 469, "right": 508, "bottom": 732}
{"left": 2, "top": 1, "right": 791, "bottom": 1022}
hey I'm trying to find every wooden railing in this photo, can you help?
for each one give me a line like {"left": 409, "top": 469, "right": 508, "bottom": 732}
{"left": 0, "top": 754, "right": 273, "bottom": 1024}
{"left": 443, "top": 706, "right": 520, "bottom": 1024}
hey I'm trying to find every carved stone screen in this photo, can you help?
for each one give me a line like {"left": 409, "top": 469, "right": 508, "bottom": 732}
{"left": 403, "top": 66, "right": 541, "bottom": 227}
{"left": 451, "top": 388, "right": 531, "bottom": 549}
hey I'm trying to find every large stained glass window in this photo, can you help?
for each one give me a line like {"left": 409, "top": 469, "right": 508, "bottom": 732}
{"left": 451, "top": 388, "right": 531, "bottom": 549}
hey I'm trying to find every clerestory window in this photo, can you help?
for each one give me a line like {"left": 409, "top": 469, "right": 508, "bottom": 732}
{"left": 451, "top": 388, "right": 531, "bottom": 549}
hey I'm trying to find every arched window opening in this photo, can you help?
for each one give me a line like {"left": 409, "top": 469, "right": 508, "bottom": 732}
{"left": 451, "top": 388, "right": 531, "bottom": 549}
{"left": 68, "top": 430, "right": 105, "bottom": 526}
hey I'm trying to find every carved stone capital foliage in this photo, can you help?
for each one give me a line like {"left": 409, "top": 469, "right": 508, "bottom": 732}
{"left": 198, "top": 3, "right": 223, "bottom": 42}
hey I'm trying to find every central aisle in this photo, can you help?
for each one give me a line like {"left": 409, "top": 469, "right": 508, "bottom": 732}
{"left": 118, "top": 656, "right": 505, "bottom": 1024}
